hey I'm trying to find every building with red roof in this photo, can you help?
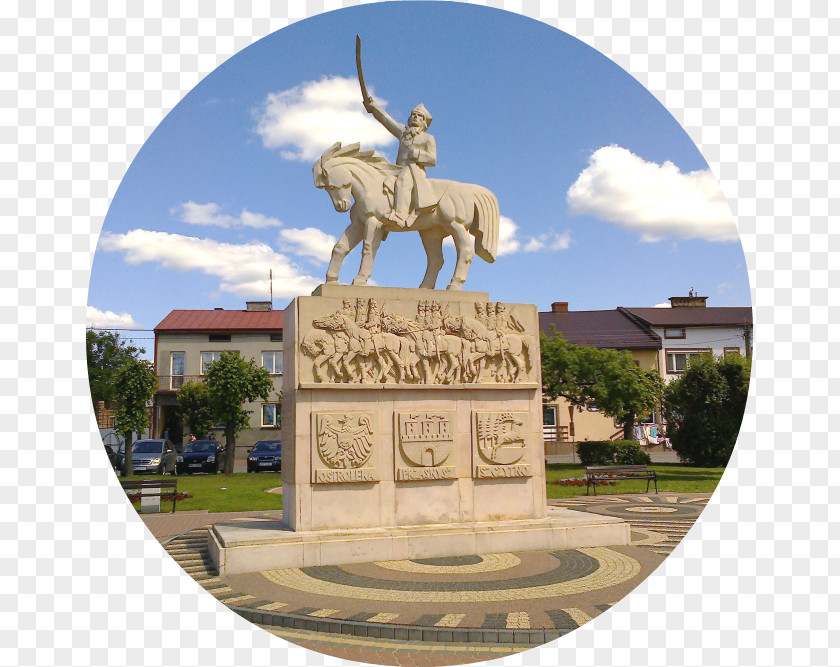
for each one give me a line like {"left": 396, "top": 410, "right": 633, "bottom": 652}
{"left": 152, "top": 301, "right": 284, "bottom": 468}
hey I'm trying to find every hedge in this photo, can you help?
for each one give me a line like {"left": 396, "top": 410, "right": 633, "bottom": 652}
{"left": 576, "top": 440, "right": 651, "bottom": 466}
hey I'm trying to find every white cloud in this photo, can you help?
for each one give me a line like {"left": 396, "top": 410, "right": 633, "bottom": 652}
{"left": 567, "top": 145, "right": 738, "bottom": 242}
{"left": 174, "top": 201, "right": 283, "bottom": 228}
{"left": 99, "top": 229, "right": 319, "bottom": 298}
{"left": 497, "top": 216, "right": 521, "bottom": 256}
{"left": 522, "top": 231, "right": 572, "bottom": 253}
{"left": 86, "top": 306, "right": 140, "bottom": 329}
{"left": 255, "top": 76, "right": 396, "bottom": 162}
{"left": 717, "top": 281, "right": 732, "bottom": 294}
{"left": 653, "top": 301, "right": 672, "bottom": 308}
{"left": 278, "top": 227, "right": 337, "bottom": 263}
{"left": 495, "top": 216, "right": 571, "bottom": 256}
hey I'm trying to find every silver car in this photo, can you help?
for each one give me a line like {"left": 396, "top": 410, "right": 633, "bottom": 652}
{"left": 123, "top": 439, "right": 178, "bottom": 475}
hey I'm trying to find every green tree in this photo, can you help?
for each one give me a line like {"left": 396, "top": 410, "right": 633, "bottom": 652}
{"left": 86, "top": 330, "right": 145, "bottom": 408}
{"left": 112, "top": 358, "right": 157, "bottom": 476}
{"left": 541, "top": 332, "right": 663, "bottom": 439}
{"left": 178, "top": 380, "right": 216, "bottom": 442}
{"left": 203, "top": 351, "right": 273, "bottom": 476}
{"left": 663, "top": 353, "right": 751, "bottom": 466}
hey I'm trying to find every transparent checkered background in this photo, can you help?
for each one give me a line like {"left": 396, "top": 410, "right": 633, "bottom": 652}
{"left": 3, "top": 0, "right": 835, "bottom": 665}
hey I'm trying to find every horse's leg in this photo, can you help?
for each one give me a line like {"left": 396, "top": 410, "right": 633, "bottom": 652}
{"left": 418, "top": 228, "right": 446, "bottom": 289}
{"left": 446, "top": 222, "right": 474, "bottom": 290}
{"left": 326, "top": 222, "right": 363, "bottom": 283}
{"left": 353, "top": 217, "right": 384, "bottom": 286}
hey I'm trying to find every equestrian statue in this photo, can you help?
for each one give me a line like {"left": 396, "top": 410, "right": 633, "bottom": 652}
{"left": 312, "top": 36, "right": 500, "bottom": 291}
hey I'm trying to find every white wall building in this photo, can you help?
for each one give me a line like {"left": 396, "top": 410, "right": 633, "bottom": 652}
{"left": 620, "top": 295, "right": 752, "bottom": 384}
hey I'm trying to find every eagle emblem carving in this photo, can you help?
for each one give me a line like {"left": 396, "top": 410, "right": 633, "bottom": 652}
{"left": 316, "top": 413, "right": 374, "bottom": 469}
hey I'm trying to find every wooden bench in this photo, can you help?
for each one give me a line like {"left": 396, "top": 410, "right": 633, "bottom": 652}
{"left": 585, "top": 465, "right": 658, "bottom": 495}
{"left": 120, "top": 480, "right": 179, "bottom": 513}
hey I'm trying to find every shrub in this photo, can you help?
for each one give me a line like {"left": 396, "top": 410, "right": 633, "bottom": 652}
{"left": 663, "top": 354, "right": 751, "bottom": 467}
{"left": 576, "top": 440, "right": 650, "bottom": 465}
{"left": 576, "top": 441, "right": 616, "bottom": 465}
{"left": 612, "top": 440, "right": 651, "bottom": 465}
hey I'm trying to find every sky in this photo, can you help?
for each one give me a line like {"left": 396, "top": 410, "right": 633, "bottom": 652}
{"left": 87, "top": 2, "right": 751, "bottom": 356}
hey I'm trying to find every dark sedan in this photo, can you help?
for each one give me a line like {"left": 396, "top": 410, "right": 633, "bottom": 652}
{"left": 247, "top": 440, "right": 282, "bottom": 472}
{"left": 176, "top": 440, "right": 225, "bottom": 474}
{"left": 120, "top": 439, "right": 178, "bottom": 475}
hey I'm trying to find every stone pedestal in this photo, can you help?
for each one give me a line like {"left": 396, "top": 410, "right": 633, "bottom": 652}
{"left": 209, "top": 284, "right": 629, "bottom": 573}
{"left": 281, "top": 285, "right": 544, "bottom": 532}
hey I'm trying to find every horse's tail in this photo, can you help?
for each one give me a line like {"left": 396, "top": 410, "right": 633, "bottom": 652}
{"left": 470, "top": 187, "right": 499, "bottom": 263}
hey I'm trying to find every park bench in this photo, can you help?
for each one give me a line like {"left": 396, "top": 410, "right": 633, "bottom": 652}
{"left": 120, "top": 479, "right": 179, "bottom": 513}
{"left": 585, "top": 465, "right": 658, "bottom": 496}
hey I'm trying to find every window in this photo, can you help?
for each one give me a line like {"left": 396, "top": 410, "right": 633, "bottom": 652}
{"left": 664, "top": 327, "right": 686, "bottom": 339}
{"left": 200, "top": 350, "right": 240, "bottom": 374}
{"left": 262, "top": 350, "right": 283, "bottom": 375}
{"left": 209, "top": 333, "right": 231, "bottom": 342}
{"left": 261, "top": 403, "right": 280, "bottom": 427}
{"left": 665, "top": 349, "right": 710, "bottom": 374}
{"left": 542, "top": 405, "right": 559, "bottom": 440}
{"left": 724, "top": 347, "right": 741, "bottom": 358}
{"left": 200, "top": 351, "right": 221, "bottom": 374}
{"left": 269, "top": 332, "right": 283, "bottom": 342}
{"left": 170, "top": 352, "right": 185, "bottom": 389}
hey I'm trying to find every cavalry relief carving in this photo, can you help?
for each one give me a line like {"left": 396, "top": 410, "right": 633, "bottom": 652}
{"left": 473, "top": 412, "right": 531, "bottom": 479}
{"left": 313, "top": 412, "right": 378, "bottom": 484}
{"left": 300, "top": 297, "right": 535, "bottom": 386}
{"left": 395, "top": 412, "right": 456, "bottom": 481}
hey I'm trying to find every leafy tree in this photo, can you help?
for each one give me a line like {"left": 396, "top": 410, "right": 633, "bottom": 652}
{"left": 541, "top": 332, "right": 663, "bottom": 439}
{"left": 203, "top": 351, "right": 273, "bottom": 476}
{"left": 178, "top": 380, "right": 216, "bottom": 441}
{"left": 86, "top": 330, "right": 145, "bottom": 408}
{"left": 112, "top": 358, "right": 157, "bottom": 476}
{"left": 663, "top": 353, "right": 751, "bottom": 466}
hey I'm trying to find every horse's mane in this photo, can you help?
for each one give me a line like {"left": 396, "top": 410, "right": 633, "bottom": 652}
{"left": 317, "top": 142, "right": 403, "bottom": 179}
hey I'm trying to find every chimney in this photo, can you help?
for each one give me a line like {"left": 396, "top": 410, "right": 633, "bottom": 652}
{"left": 669, "top": 295, "right": 708, "bottom": 308}
{"left": 551, "top": 302, "right": 568, "bottom": 313}
{"left": 246, "top": 301, "right": 272, "bottom": 311}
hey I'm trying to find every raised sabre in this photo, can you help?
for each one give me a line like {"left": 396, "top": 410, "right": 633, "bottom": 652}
{"left": 355, "top": 34, "right": 372, "bottom": 104}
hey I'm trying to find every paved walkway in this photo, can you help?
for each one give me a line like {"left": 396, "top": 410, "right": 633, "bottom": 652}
{"left": 143, "top": 494, "right": 709, "bottom": 665}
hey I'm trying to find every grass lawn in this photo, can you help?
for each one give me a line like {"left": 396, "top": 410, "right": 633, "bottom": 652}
{"left": 119, "top": 472, "right": 283, "bottom": 513}
{"left": 117, "top": 465, "right": 725, "bottom": 513}
{"left": 545, "top": 463, "right": 726, "bottom": 498}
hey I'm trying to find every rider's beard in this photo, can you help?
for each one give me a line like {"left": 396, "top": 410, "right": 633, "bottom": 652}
{"left": 403, "top": 126, "right": 424, "bottom": 141}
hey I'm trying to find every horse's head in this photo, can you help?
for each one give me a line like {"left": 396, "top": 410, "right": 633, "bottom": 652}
{"left": 314, "top": 143, "right": 355, "bottom": 213}
{"left": 314, "top": 142, "right": 400, "bottom": 215}
{"left": 313, "top": 311, "right": 347, "bottom": 331}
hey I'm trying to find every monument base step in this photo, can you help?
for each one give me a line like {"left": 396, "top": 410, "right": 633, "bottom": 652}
{"left": 209, "top": 507, "right": 630, "bottom": 575}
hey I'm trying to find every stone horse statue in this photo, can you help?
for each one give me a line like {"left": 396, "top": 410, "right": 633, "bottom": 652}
{"left": 313, "top": 142, "right": 499, "bottom": 290}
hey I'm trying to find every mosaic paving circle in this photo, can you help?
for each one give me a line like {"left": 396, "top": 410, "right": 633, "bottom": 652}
{"left": 375, "top": 553, "right": 522, "bottom": 574}
{"left": 624, "top": 506, "right": 679, "bottom": 513}
{"left": 261, "top": 547, "right": 641, "bottom": 603}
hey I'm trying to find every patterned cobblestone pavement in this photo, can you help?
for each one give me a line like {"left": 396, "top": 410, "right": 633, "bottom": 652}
{"left": 155, "top": 493, "right": 710, "bottom": 663}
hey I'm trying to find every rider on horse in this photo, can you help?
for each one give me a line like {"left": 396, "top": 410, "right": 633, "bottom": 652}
{"left": 363, "top": 97, "right": 436, "bottom": 228}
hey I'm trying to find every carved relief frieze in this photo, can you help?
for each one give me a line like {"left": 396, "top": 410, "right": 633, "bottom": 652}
{"left": 472, "top": 411, "right": 531, "bottom": 479}
{"left": 395, "top": 411, "right": 456, "bottom": 481}
{"left": 312, "top": 412, "right": 378, "bottom": 484}
{"left": 299, "top": 296, "right": 537, "bottom": 387}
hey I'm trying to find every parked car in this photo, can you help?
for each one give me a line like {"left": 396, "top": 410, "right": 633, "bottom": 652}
{"left": 104, "top": 443, "right": 119, "bottom": 470}
{"left": 118, "top": 439, "right": 178, "bottom": 475}
{"left": 176, "top": 439, "right": 225, "bottom": 474}
{"left": 247, "top": 440, "right": 282, "bottom": 472}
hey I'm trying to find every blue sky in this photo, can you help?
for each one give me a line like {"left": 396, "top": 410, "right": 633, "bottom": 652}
{"left": 88, "top": 2, "right": 750, "bottom": 354}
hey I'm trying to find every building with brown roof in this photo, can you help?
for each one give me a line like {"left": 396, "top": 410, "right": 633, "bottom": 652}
{"left": 539, "top": 295, "right": 753, "bottom": 454}
{"left": 539, "top": 302, "right": 662, "bottom": 449}
{"left": 152, "top": 301, "right": 284, "bottom": 468}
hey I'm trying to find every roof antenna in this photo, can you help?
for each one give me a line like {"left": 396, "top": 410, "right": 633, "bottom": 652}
{"left": 270, "top": 269, "right": 273, "bottom": 309}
